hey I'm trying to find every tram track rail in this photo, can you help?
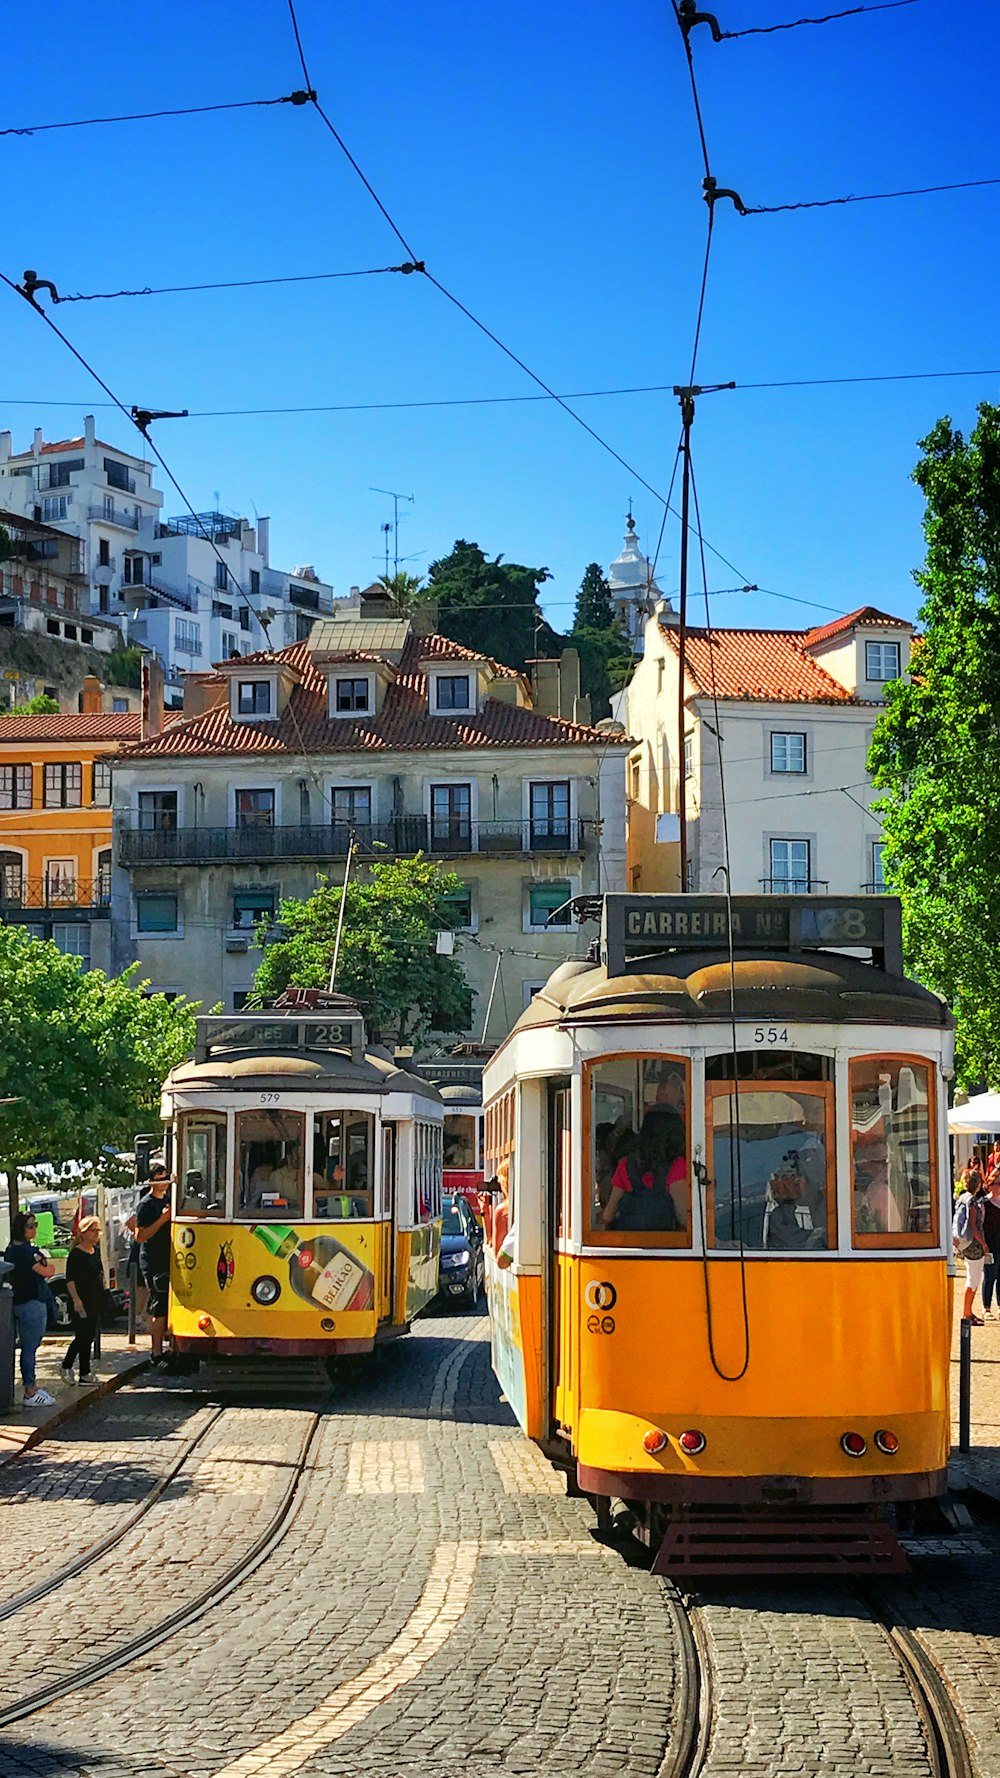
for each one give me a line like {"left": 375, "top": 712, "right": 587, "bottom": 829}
{"left": 0, "top": 1399, "right": 327, "bottom": 1729}
{"left": 859, "top": 1587, "right": 974, "bottom": 1778}
{"left": 660, "top": 1584, "right": 713, "bottom": 1778}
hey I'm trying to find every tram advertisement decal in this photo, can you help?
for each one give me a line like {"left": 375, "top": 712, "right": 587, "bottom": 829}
{"left": 171, "top": 1222, "right": 377, "bottom": 1318}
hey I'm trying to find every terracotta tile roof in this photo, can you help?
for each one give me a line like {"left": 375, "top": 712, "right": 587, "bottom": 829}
{"left": 122, "top": 636, "right": 623, "bottom": 760}
{"left": 415, "top": 632, "right": 522, "bottom": 679}
{"left": 661, "top": 625, "right": 862, "bottom": 704}
{"left": 6, "top": 436, "right": 125, "bottom": 458}
{"left": 803, "top": 605, "right": 911, "bottom": 649}
{"left": 0, "top": 713, "right": 142, "bottom": 741}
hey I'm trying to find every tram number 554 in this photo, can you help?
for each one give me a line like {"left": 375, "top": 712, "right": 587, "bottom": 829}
{"left": 753, "top": 1025, "right": 789, "bottom": 1045}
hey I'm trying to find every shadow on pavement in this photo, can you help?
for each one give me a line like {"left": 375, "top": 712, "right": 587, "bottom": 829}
{"left": 0, "top": 1738, "right": 191, "bottom": 1778}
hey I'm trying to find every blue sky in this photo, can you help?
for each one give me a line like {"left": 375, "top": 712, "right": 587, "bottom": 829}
{"left": 3, "top": 0, "right": 997, "bottom": 635}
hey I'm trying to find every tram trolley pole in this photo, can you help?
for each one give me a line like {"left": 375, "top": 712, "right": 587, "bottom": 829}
{"left": 959, "top": 1314, "right": 973, "bottom": 1455}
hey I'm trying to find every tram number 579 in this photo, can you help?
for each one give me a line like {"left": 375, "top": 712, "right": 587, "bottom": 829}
{"left": 753, "top": 1026, "right": 789, "bottom": 1046}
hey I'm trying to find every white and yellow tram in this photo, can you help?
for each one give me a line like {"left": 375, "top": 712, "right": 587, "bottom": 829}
{"left": 160, "top": 992, "right": 443, "bottom": 1359}
{"left": 482, "top": 893, "right": 955, "bottom": 1571}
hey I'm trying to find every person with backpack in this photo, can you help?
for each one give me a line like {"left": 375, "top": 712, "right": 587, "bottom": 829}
{"left": 599, "top": 1106, "right": 686, "bottom": 1233}
{"left": 953, "top": 1168, "right": 989, "bottom": 1325}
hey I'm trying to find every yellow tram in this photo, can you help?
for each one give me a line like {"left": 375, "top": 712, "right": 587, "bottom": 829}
{"left": 159, "top": 991, "right": 443, "bottom": 1359}
{"left": 482, "top": 893, "right": 954, "bottom": 1572}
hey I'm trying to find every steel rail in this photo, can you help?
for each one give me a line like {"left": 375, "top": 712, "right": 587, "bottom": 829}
{"left": 0, "top": 1401, "right": 327, "bottom": 1727}
{"left": 0, "top": 1405, "right": 226, "bottom": 1626}
{"left": 860, "top": 1587, "right": 974, "bottom": 1778}
{"left": 660, "top": 1585, "right": 713, "bottom": 1777}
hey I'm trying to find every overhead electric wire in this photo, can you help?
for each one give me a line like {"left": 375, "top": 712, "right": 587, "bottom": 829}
{"left": 717, "top": 0, "right": 918, "bottom": 38}
{"left": 743, "top": 175, "right": 1000, "bottom": 215}
{"left": 0, "top": 93, "right": 309, "bottom": 138}
{"left": 53, "top": 264, "right": 415, "bottom": 303}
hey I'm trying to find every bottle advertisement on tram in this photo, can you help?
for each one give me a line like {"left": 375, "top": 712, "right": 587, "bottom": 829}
{"left": 169, "top": 1219, "right": 379, "bottom": 1341}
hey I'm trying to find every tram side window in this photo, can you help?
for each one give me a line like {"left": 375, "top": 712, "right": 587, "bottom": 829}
{"left": 236, "top": 1110, "right": 304, "bottom": 1219}
{"left": 588, "top": 1056, "right": 690, "bottom": 1242}
{"left": 850, "top": 1058, "right": 936, "bottom": 1245}
{"left": 708, "top": 1080, "right": 832, "bottom": 1251}
{"left": 414, "top": 1120, "right": 443, "bottom": 1219}
{"left": 444, "top": 1114, "right": 478, "bottom": 1171}
{"left": 178, "top": 1114, "right": 227, "bottom": 1217}
{"left": 312, "top": 1112, "right": 373, "bottom": 1218}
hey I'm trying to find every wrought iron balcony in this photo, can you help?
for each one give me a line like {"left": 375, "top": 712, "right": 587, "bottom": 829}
{"left": 119, "top": 818, "right": 591, "bottom": 868}
{"left": 0, "top": 875, "right": 111, "bottom": 915}
{"left": 758, "top": 877, "right": 830, "bottom": 894}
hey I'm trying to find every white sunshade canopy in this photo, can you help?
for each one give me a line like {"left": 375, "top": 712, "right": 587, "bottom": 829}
{"left": 947, "top": 1093, "right": 1000, "bottom": 1134}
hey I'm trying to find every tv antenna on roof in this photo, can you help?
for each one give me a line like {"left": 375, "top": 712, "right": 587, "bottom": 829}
{"left": 371, "top": 487, "right": 414, "bottom": 577}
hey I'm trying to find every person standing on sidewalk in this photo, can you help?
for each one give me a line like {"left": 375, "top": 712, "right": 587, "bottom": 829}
{"left": 981, "top": 1172, "right": 1000, "bottom": 1319}
{"left": 3, "top": 1212, "right": 56, "bottom": 1408}
{"left": 60, "top": 1216, "right": 105, "bottom": 1385}
{"left": 133, "top": 1166, "right": 172, "bottom": 1366}
{"left": 954, "top": 1170, "right": 989, "bottom": 1326}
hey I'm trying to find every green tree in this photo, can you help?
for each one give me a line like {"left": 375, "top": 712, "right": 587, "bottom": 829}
{"left": 0, "top": 693, "right": 60, "bottom": 716}
{"left": 428, "top": 540, "right": 562, "bottom": 674}
{"left": 573, "top": 562, "right": 615, "bottom": 632}
{"left": 0, "top": 929, "right": 196, "bottom": 1215}
{"left": 376, "top": 570, "right": 431, "bottom": 616}
{"left": 106, "top": 644, "right": 143, "bottom": 689}
{"left": 870, "top": 401, "right": 1000, "bottom": 1088}
{"left": 570, "top": 625, "right": 634, "bottom": 720}
{"left": 251, "top": 856, "right": 473, "bottom": 1046}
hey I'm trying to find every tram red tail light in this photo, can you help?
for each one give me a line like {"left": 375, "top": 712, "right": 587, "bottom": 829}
{"left": 874, "top": 1429, "right": 900, "bottom": 1456}
{"left": 678, "top": 1429, "right": 706, "bottom": 1456}
{"left": 197, "top": 1314, "right": 213, "bottom": 1333}
{"left": 643, "top": 1429, "right": 669, "bottom": 1455}
{"left": 840, "top": 1431, "right": 867, "bottom": 1458}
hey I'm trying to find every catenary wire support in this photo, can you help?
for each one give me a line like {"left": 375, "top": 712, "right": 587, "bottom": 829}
{"left": 131, "top": 406, "right": 189, "bottom": 433}
{"left": 679, "top": 0, "right": 917, "bottom": 39}
{"left": 702, "top": 176, "right": 748, "bottom": 218}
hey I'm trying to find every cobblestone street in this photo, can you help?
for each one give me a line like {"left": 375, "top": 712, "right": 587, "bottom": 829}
{"left": 0, "top": 1308, "right": 997, "bottom": 1778}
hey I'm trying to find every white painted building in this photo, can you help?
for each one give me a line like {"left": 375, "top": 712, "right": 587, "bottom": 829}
{"left": 625, "top": 604, "right": 914, "bottom": 896}
{"left": 607, "top": 513, "right": 672, "bottom": 655}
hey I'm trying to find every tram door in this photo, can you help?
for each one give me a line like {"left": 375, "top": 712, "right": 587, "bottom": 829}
{"left": 381, "top": 1125, "right": 396, "bottom": 1320}
{"left": 546, "top": 1082, "right": 572, "bottom": 1436}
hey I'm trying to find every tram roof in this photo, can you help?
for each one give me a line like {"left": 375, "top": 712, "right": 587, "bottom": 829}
{"left": 506, "top": 950, "right": 951, "bottom": 1039}
{"left": 165, "top": 1048, "right": 442, "bottom": 1100}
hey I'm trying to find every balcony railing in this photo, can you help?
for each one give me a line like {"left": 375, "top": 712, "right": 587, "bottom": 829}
{"left": 88, "top": 505, "right": 140, "bottom": 531}
{"left": 119, "top": 818, "right": 591, "bottom": 868}
{"left": 758, "top": 877, "right": 830, "bottom": 894}
{"left": 0, "top": 875, "right": 112, "bottom": 914}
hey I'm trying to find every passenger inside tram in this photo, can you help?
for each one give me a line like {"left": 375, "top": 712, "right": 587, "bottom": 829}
{"left": 850, "top": 1059, "right": 932, "bottom": 1236}
{"left": 711, "top": 1085, "right": 829, "bottom": 1250}
{"left": 237, "top": 1110, "right": 305, "bottom": 1218}
{"left": 598, "top": 1106, "right": 686, "bottom": 1232}
{"left": 590, "top": 1058, "right": 690, "bottom": 1236}
{"left": 312, "top": 1111, "right": 372, "bottom": 1218}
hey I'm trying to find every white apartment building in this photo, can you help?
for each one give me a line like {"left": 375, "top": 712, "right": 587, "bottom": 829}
{"left": 625, "top": 603, "right": 914, "bottom": 896}
{"left": 110, "top": 615, "right": 628, "bottom": 1040}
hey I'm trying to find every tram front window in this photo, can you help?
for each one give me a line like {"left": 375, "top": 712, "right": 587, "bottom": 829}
{"left": 850, "top": 1057, "right": 935, "bottom": 1243}
{"left": 587, "top": 1056, "right": 689, "bottom": 1241}
{"left": 236, "top": 1109, "right": 304, "bottom": 1219}
{"left": 444, "top": 1115, "right": 478, "bottom": 1171}
{"left": 178, "top": 1114, "right": 226, "bottom": 1217}
{"left": 708, "top": 1082, "right": 832, "bottom": 1250}
{"left": 312, "top": 1112, "right": 373, "bottom": 1218}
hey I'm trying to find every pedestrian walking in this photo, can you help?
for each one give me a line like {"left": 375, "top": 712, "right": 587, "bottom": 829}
{"left": 60, "top": 1216, "right": 105, "bottom": 1385}
{"left": 3, "top": 1211, "right": 57, "bottom": 1408}
{"left": 982, "top": 1172, "right": 1000, "bottom": 1319}
{"left": 953, "top": 1169, "right": 989, "bottom": 1326}
{"left": 132, "top": 1164, "right": 172, "bottom": 1366}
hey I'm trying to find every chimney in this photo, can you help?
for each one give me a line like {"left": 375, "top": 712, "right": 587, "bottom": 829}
{"left": 81, "top": 674, "right": 102, "bottom": 715}
{"left": 141, "top": 657, "right": 164, "bottom": 740}
{"left": 0, "top": 431, "right": 10, "bottom": 464}
{"left": 33, "top": 428, "right": 43, "bottom": 456}
{"left": 528, "top": 659, "right": 560, "bottom": 718}
{"left": 258, "top": 516, "right": 270, "bottom": 566}
{"left": 84, "top": 414, "right": 97, "bottom": 468}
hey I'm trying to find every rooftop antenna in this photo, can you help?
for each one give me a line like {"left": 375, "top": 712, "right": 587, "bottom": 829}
{"left": 370, "top": 487, "right": 414, "bottom": 577}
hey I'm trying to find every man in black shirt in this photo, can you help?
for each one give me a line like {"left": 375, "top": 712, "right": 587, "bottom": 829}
{"left": 133, "top": 1165, "right": 172, "bottom": 1364}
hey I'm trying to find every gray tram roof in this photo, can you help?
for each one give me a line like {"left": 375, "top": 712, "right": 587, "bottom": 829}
{"left": 510, "top": 951, "right": 951, "bottom": 1037}
{"left": 166, "top": 1047, "right": 443, "bottom": 1099}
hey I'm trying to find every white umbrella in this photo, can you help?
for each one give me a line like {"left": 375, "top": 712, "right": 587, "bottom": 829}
{"left": 947, "top": 1093, "right": 1000, "bottom": 1134}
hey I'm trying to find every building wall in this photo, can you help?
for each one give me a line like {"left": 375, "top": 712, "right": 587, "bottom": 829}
{"left": 0, "top": 739, "right": 124, "bottom": 971}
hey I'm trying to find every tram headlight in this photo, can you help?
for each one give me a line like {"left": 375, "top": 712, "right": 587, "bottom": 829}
{"left": 840, "top": 1431, "right": 867, "bottom": 1458}
{"left": 251, "top": 1275, "right": 282, "bottom": 1306}
{"left": 678, "top": 1429, "right": 706, "bottom": 1456}
{"left": 874, "top": 1429, "right": 899, "bottom": 1456}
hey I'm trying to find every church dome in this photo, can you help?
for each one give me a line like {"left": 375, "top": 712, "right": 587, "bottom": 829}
{"left": 608, "top": 513, "right": 661, "bottom": 597}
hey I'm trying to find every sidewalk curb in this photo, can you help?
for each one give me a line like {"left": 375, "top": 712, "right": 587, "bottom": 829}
{"left": 1, "top": 1356, "right": 149, "bottom": 1466}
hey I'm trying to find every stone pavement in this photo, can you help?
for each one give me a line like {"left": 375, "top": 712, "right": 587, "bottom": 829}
{"left": 949, "top": 1288, "right": 1000, "bottom": 1503}
{"left": 0, "top": 1329, "right": 149, "bottom": 1465}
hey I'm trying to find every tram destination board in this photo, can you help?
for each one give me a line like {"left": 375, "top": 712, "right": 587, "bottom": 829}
{"left": 196, "top": 1012, "right": 365, "bottom": 1061}
{"left": 602, "top": 893, "right": 902, "bottom": 976}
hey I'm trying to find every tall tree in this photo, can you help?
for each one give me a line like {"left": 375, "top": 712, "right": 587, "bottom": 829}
{"left": 376, "top": 570, "right": 431, "bottom": 617}
{"left": 428, "top": 540, "right": 562, "bottom": 674}
{"left": 573, "top": 562, "right": 614, "bottom": 632}
{"left": 252, "top": 856, "right": 473, "bottom": 1046}
{"left": 870, "top": 401, "right": 1000, "bottom": 1088}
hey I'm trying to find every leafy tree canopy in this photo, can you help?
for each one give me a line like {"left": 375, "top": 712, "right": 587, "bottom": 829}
{"left": 0, "top": 693, "right": 60, "bottom": 716}
{"left": 573, "top": 562, "right": 615, "bottom": 632}
{"left": 870, "top": 401, "right": 1000, "bottom": 1088}
{"left": 428, "top": 540, "right": 561, "bottom": 675}
{"left": 252, "top": 856, "right": 473, "bottom": 1046}
{"left": 106, "top": 643, "right": 143, "bottom": 689}
{"left": 376, "top": 570, "right": 430, "bottom": 616}
{"left": 0, "top": 929, "right": 197, "bottom": 1192}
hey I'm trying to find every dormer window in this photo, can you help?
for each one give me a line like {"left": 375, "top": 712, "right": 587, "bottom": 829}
{"left": 865, "top": 641, "right": 900, "bottom": 683}
{"left": 434, "top": 673, "right": 472, "bottom": 712}
{"left": 335, "top": 677, "right": 370, "bottom": 713}
{"left": 237, "top": 680, "right": 272, "bottom": 716}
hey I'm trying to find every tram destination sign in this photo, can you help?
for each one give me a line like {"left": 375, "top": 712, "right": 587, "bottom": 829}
{"left": 196, "top": 1012, "right": 365, "bottom": 1062}
{"left": 601, "top": 893, "right": 902, "bottom": 976}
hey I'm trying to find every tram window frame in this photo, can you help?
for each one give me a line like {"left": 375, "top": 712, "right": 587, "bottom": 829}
{"left": 849, "top": 1054, "right": 938, "bottom": 1249}
{"left": 234, "top": 1108, "right": 305, "bottom": 1220}
{"left": 583, "top": 1054, "right": 692, "bottom": 1250}
{"left": 311, "top": 1111, "right": 374, "bottom": 1220}
{"left": 443, "top": 1114, "right": 479, "bottom": 1172}
{"left": 705, "top": 1078, "right": 836, "bottom": 1254}
{"left": 176, "top": 1113, "right": 228, "bottom": 1217}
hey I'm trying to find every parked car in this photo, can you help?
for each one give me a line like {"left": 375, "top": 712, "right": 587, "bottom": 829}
{"left": 437, "top": 1193, "right": 485, "bottom": 1308}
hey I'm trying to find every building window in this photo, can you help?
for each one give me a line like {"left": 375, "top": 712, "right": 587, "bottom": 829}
{"left": 44, "top": 762, "right": 82, "bottom": 808}
{"left": 528, "top": 879, "right": 572, "bottom": 929}
{"left": 123, "top": 555, "right": 145, "bottom": 585}
{"left": 871, "top": 841, "right": 886, "bottom": 892}
{"left": 529, "top": 780, "right": 571, "bottom": 849}
{"left": 235, "top": 788, "right": 275, "bottom": 828}
{"left": 335, "top": 677, "right": 370, "bottom": 713}
{"left": 112, "top": 697, "right": 128, "bottom": 714}
{"left": 331, "top": 786, "right": 372, "bottom": 834}
{"left": 222, "top": 631, "right": 239, "bottom": 657}
{"left": 98, "top": 538, "right": 111, "bottom": 567}
{"left": 92, "top": 760, "right": 112, "bottom": 807}
{"left": 102, "top": 494, "right": 114, "bottom": 522}
{"left": 52, "top": 924, "right": 90, "bottom": 968}
{"left": 215, "top": 560, "right": 228, "bottom": 591}
{"left": 684, "top": 734, "right": 693, "bottom": 780}
{"left": 41, "top": 496, "right": 68, "bottom": 523}
{"left": 104, "top": 459, "right": 132, "bottom": 492}
{"left": 137, "top": 893, "right": 179, "bottom": 934}
{"left": 249, "top": 569, "right": 260, "bottom": 597}
{"left": 865, "top": 641, "right": 901, "bottom": 682}
{"left": 45, "top": 860, "right": 77, "bottom": 900}
{"left": 627, "top": 753, "right": 641, "bottom": 801}
{"left": 0, "top": 852, "right": 24, "bottom": 904}
{"left": 233, "top": 990, "right": 252, "bottom": 1011}
{"left": 175, "top": 618, "right": 201, "bottom": 656}
{"left": 435, "top": 674, "right": 471, "bottom": 711}
{"left": 430, "top": 783, "right": 472, "bottom": 852}
{"left": 237, "top": 680, "right": 272, "bottom": 716}
{"left": 48, "top": 458, "right": 83, "bottom": 489}
{"left": 239, "top": 606, "right": 252, "bottom": 631}
{"left": 81, "top": 628, "right": 93, "bottom": 644}
{"left": 441, "top": 887, "right": 473, "bottom": 930}
{"left": 522, "top": 978, "right": 547, "bottom": 1010}
{"left": 96, "top": 849, "right": 112, "bottom": 902}
{"left": 0, "top": 765, "right": 32, "bottom": 810}
{"left": 770, "top": 732, "right": 807, "bottom": 774}
{"left": 768, "top": 838, "right": 812, "bottom": 893}
{"left": 137, "top": 790, "right": 178, "bottom": 831}
{"left": 232, "top": 888, "right": 277, "bottom": 933}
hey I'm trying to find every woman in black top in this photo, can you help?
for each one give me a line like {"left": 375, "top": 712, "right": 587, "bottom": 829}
{"left": 4, "top": 1211, "right": 57, "bottom": 1407}
{"left": 61, "top": 1216, "right": 105, "bottom": 1385}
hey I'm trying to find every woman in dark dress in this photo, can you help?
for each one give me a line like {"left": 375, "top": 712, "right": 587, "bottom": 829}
{"left": 60, "top": 1216, "right": 104, "bottom": 1385}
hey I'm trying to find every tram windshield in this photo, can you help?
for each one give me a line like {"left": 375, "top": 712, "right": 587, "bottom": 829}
{"left": 312, "top": 1112, "right": 373, "bottom": 1218}
{"left": 236, "top": 1109, "right": 305, "bottom": 1219}
{"left": 443, "top": 1115, "right": 479, "bottom": 1171}
{"left": 850, "top": 1057, "right": 935, "bottom": 1243}
{"left": 178, "top": 1114, "right": 227, "bottom": 1217}
{"left": 708, "top": 1077, "right": 832, "bottom": 1251}
{"left": 587, "top": 1056, "right": 689, "bottom": 1241}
